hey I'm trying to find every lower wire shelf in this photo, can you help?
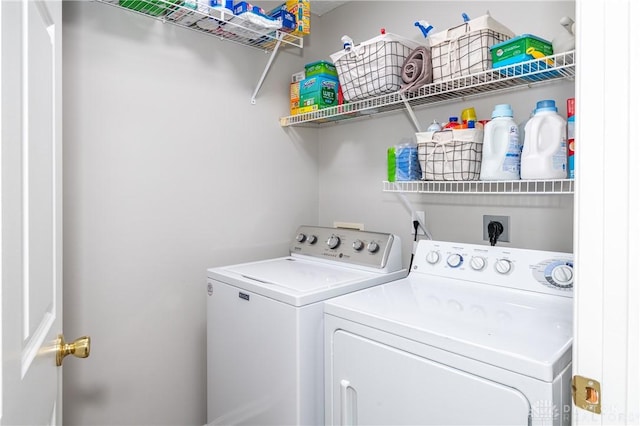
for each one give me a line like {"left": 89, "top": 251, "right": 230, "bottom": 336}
{"left": 383, "top": 179, "right": 574, "bottom": 195}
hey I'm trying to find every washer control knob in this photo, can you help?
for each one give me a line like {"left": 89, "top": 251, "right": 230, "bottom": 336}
{"left": 307, "top": 235, "right": 318, "bottom": 245}
{"left": 551, "top": 264, "right": 574, "bottom": 287}
{"left": 446, "top": 254, "right": 463, "bottom": 268}
{"left": 352, "top": 240, "right": 364, "bottom": 251}
{"left": 470, "top": 256, "right": 487, "bottom": 271}
{"left": 295, "top": 233, "right": 306, "bottom": 243}
{"left": 367, "top": 241, "right": 380, "bottom": 253}
{"left": 425, "top": 251, "right": 440, "bottom": 265}
{"left": 495, "top": 258, "right": 513, "bottom": 275}
{"left": 326, "top": 235, "right": 341, "bottom": 249}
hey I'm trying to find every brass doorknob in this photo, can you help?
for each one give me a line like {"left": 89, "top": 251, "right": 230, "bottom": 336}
{"left": 56, "top": 334, "right": 90, "bottom": 366}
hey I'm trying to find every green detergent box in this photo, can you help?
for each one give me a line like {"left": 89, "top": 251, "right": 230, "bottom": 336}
{"left": 120, "top": 0, "right": 176, "bottom": 16}
{"left": 304, "top": 60, "right": 338, "bottom": 79}
{"left": 299, "top": 75, "right": 339, "bottom": 109}
{"left": 490, "top": 34, "right": 553, "bottom": 65}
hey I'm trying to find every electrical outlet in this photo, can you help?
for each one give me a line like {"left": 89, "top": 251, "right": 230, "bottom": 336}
{"left": 412, "top": 211, "right": 426, "bottom": 235}
{"left": 482, "top": 215, "right": 510, "bottom": 243}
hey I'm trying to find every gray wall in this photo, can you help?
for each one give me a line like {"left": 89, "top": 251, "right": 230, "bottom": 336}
{"left": 62, "top": 3, "right": 317, "bottom": 425}
{"left": 62, "top": 1, "right": 575, "bottom": 425}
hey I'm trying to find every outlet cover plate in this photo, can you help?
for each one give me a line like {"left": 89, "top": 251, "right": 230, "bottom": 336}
{"left": 483, "top": 215, "right": 510, "bottom": 243}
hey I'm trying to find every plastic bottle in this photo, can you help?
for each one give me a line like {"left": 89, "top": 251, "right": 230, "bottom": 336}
{"left": 387, "top": 147, "right": 396, "bottom": 182}
{"left": 552, "top": 16, "right": 575, "bottom": 54}
{"left": 460, "top": 107, "right": 477, "bottom": 127}
{"left": 480, "top": 104, "right": 521, "bottom": 180}
{"left": 426, "top": 119, "right": 442, "bottom": 132}
{"left": 443, "top": 116, "right": 461, "bottom": 129}
{"left": 521, "top": 100, "right": 568, "bottom": 180}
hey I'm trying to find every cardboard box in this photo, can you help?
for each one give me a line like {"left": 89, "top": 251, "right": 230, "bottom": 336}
{"left": 269, "top": 8, "right": 296, "bottom": 32}
{"left": 290, "top": 82, "right": 300, "bottom": 115}
{"left": 304, "top": 60, "right": 337, "bottom": 79}
{"left": 291, "top": 70, "right": 306, "bottom": 83}
{"left": 286, "top": 0, "right": 310, "bottom": 35}
{"left": 233, "top": 1, "right": 266, "bottom": 16}
{"left": 490, "top": 34, "right": 553, "bottom": 65}
{"left": 299, "top": 76, "right": 339, "bottom": 109}
{"left": 292, "top": 105, "right": 319, "bottom": 115}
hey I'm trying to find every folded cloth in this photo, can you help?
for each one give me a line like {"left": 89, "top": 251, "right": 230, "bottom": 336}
{"left": 400, "top": 46, "right": 432, "bottom": 93}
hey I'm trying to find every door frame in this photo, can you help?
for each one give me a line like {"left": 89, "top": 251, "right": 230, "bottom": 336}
{"left": 573, "top": 0, "right": 639, "bottom": 423}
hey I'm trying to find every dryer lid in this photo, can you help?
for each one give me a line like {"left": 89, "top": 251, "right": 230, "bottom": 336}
{"left": 324, "top": 275, "right": 573, "bottom": 382}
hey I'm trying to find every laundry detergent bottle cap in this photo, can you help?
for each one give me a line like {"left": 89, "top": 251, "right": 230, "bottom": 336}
{"left": 491, "top": 104, "right": 514, "bottom": 119}
{"left": 535, "top": 99, "right": 558, "bottom": 113}
{"left": 461, "top": 107, "right": 477, "bottom": 123}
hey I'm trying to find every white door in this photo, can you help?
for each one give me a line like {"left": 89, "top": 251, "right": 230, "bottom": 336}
{"left": 0, "top": 1, "right": 81, "bottom": 424}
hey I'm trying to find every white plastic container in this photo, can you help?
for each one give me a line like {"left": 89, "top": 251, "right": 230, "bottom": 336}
{"left": 479, "top": 104, "right": 521, "bottom": 180}
{"left": 521, "top": 100, "right": 568, "bottom": 179}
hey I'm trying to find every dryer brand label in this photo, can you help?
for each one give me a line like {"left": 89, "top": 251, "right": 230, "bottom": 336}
{"left": 207, "top": 283, "right": 213, "bottom": 296}
{"left": 238, "top": 292, "right": 250, "bottom": 301}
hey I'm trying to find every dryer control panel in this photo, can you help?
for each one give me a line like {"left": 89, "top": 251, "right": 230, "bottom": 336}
{"left": 290, "top": 225, "right": 403, "bottom": 272}
{"left": 412, "top": 240, "right": 574, "bottom": 297}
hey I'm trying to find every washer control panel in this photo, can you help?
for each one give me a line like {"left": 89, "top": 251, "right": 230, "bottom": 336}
{"left": 290, "top": 225, "right": 402, "bottom": 271}
{"left": 412, "top": 240, "right": 574, "bottom": 297}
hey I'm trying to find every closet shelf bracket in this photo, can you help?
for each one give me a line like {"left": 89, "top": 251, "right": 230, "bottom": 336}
{"left": 251, "top": 32, "right": 284, "bottom": 104}
{"left": 400, "top": 92, "right": 422, "bottom": 132}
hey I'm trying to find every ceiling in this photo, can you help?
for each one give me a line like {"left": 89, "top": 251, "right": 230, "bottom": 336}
{"left": 310, "top": 1, "right": 348, "bottom": 16}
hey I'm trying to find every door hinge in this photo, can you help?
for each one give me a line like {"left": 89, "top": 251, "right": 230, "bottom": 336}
{"left": 572, "top": 375, "right": 601, "bottom": 414}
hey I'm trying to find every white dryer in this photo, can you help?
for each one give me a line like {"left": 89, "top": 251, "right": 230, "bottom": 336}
{"left": 324, "top": 239, "right": 574, "bottom": 426}
{"left": 206, "top": 225, "right": 406, "bottom": 426}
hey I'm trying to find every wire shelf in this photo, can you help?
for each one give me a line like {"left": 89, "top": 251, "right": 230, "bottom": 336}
{"left": 95, "top": 0, "right": 304, "bottom": 51}
{"left": 280, "top": 51, "right": 575, "bottom": 127}
{"left": 383, "top": 179, "right": 575, "bottom": 195}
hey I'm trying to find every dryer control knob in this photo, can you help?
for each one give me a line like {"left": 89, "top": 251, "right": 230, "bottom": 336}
{"left": 470, "top": 256, "right": 486, "bottom": 271}
{"left": 327, "top": 235, "right": 341, "bottom": 249}
{"left": 367, "top": 241, "right": 380, "bottom": 253}
{"left": 551, "top": 264, "right": 574, "bottom": 287}
{"left": 307, "top": 235, "right": 318, "bottom": 245}
{"left": 495, "top": 258, "right": 513, "bottom": 275}
{"left": 425, "top": 251, "right": 440, "bottom": 265}
{"left": 446, "top": 254, "right": 463, "bottom": 268}
{"left": 352, "top": 240, "right": 364, "bottom": 251}
{"left": 295, "top": 233, "right": 306, "bottom": 243}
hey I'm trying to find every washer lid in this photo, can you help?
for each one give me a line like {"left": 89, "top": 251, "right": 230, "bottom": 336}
{"left": 324, "top": 275, "right": 573, "bottom": 382}
{"left": 208, "top": 257, "right": 406, "bottom": 307}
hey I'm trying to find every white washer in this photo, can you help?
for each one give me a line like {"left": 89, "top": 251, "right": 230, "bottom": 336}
{"left": 324, "top": 239, "right": 574, "bottom": 426}
{"left": 206, "top": 225, "right": 406, "bottom": 425}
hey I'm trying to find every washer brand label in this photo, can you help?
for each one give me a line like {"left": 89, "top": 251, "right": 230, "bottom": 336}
{"left": 207, "top": 283, "right": 213, "bottom": 296}
{"left": 238, "top": 292, "right": 250, "bottom": 301}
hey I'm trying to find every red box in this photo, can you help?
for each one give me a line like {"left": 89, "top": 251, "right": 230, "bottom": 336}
{"left": 567, "top": 98, "right": 575, "bottom": 118}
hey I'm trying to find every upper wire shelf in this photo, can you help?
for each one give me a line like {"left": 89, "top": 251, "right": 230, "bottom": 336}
{"left": 383, "top": 179, "right": 574, "bottom": 195}
{"left": 95, "top": 0, "right": 304, "bottom": 51}
{"left": 280, "top": 51, "right": 575, "bottom": 127}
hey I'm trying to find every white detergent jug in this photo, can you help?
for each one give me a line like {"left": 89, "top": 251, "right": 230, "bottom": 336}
{"left": 521, "top": 100, "right": 567, "bottom": 179}
{"left": 480, "top": 104, "right": 521, "bottom": 180}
